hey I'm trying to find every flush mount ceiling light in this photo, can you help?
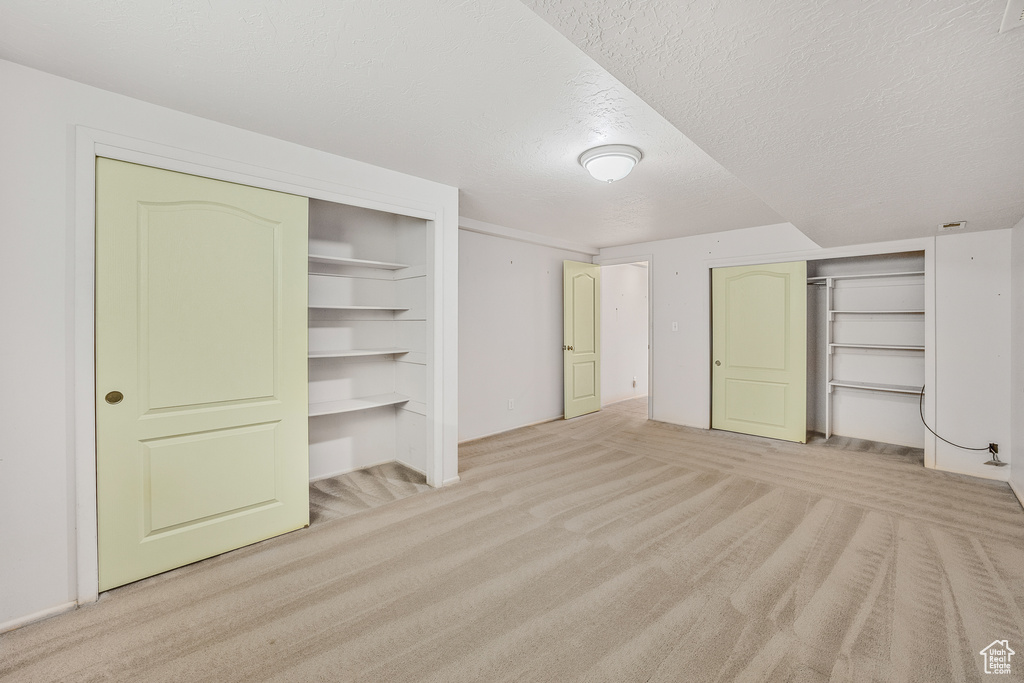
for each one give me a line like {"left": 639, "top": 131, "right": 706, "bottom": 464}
{"left": 579, "top": 144, "right": 643, "bottom": 183}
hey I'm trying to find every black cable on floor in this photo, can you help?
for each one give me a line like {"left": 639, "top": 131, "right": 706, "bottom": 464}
{"left": 918, "top": 385, "right": 994, "bottom": 454}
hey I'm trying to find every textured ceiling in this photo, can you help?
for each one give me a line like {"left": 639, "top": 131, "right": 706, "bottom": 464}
{"left": 0, "top": 0, "right": 782, "bottom": 248}
{"left": 524, "top": 0, "right": 1024, "bottom": 246}
{"left": 1, "top": 1, "right": 1021, "bottom": 248}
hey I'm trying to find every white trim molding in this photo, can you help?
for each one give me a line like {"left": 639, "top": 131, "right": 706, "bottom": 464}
{"left": 0, "top": 601, "right": 76, "bottom": 635}
{"left": 459, "top": 216, "right": 599, "bottom": 256}
{"left": 457, "top": 415, "right": 563, "bottom": 444}
{"left": 703, "top": 236, "right": 934, "bottom": 270}
{"left": 1010, "top": 479, "right": 1024, "bottom": 511}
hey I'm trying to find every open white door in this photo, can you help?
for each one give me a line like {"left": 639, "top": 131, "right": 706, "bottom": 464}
{"left": 564, "top": 260, "right": 601, "bottom": 419}
{"left": 711, "top": 261, "right": 807, "bottom": 443}
{"left": 95, "top": 158, "right": 310, "bottom": 590}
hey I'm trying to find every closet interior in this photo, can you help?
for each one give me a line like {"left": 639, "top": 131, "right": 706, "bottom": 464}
{"left": 807, "top": 251, "right": 926, "bottom": 447}
{"left": 306, "top": 199, "right": 429, "bottom": 480}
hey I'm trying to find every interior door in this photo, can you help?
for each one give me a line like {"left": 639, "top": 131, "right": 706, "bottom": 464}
{"left": 95, "top": 158, "right": 309, "bottom": 591}
{"left": 564, "top": 260, "right": 601, "bottom": 419}
{"left": 711, "top": 261, "right": 807, "bottom": 443}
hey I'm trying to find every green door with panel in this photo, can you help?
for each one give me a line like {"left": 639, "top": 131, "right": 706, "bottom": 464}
{"left": 711, "top": 261, "right": 806, "bottom": 443}
{"left": 95, "top": 158, "right": 309, "bottom": 590}
{"left": 564, "top": 260, "right": 601, "bottom": 419}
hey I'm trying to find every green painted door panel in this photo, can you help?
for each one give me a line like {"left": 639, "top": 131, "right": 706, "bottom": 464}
{"left": 711, "top": 261, "right": 807, "bottom": 443}
{"left": 564, "top": 261, "right": 601, "bottom": 419}
{"left": 95, "top": 158, "right": 309, "bottom": 591}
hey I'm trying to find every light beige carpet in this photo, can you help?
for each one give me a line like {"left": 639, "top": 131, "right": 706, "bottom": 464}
{"left": 309, "top": 461, "right": 433, "bottom": 524}
{"left": 3, "top": 398, "right": 1024, "bottom": 682}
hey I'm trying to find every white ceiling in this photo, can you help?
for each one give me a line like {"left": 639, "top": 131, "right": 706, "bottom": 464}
{"left": 2, "top": 0, "right": 1022, "bottom": 248}
{"left": 525, "top": 0, "right": 1024, "bottom": 246}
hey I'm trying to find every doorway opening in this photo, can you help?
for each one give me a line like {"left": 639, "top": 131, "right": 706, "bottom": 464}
{"left": 600, "top": 261, "right": 650, "bottom": 416}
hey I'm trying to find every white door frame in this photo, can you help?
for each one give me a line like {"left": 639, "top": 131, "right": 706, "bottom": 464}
{"left": 703, "top": 238, "right": 936, "bottom": 467}
{"left": 594, "top": 253, "right": 654, "bottom": 420}
{"left": 73, "top": 126, "right": 449, "bottom": 604}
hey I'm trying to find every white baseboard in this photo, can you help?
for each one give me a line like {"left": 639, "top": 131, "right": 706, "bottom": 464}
{"left": 458, "top": 415, "right": 563, "bottom": 445}
{"left": 1009, "top": 479, "right": 1024, "bottom": 511}
{"left": 601, "top": 394, "right": 649, "bottom": 408}
{"left": 312, "top": 458, "right": 448, "bottom": 488}
{"left": 0, "top": 601, "right": 76, "bottom": 634}
{"left": 932, "top": 462, "right": 1010, "bottom": 483}
{"left": 394, "top": 458, "right": 427, "bottom": 477}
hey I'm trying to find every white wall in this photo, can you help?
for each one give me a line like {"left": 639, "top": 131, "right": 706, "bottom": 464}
{"left": 0, "top": 60, "right": 458, "bottom": 631}
{"left": 1007, "top": 216, "right": 1024, "bottom": 502}
{"left": 933, "top": 230, "right": 1013, "bottom": 479}
{"left": 458, "top": 229, "right": 592, "bottom": 441}
{"left": 601, "top": 263, "right": 649, "bottom": 405}
{"left": 600, "top": 225, "right": 1016, "bottom": 482}
{"left": 599, "top": 224, "right": 819, "bottom": 426}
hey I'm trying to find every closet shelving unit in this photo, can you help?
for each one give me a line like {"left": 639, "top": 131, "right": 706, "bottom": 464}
{"left": 308, "top": 254, "right": 409, "bottom": 270}
{"left": 308, "top": 348, "right": 410, "bottom": 359}
{"left": 308, "top": 393, "right": 411, "bottom": 417}
{"left": 306, "top": 199, "right": 428, "bottom": 480}
{"left": 808, "top": 270, "right": 925, "bottom": 439}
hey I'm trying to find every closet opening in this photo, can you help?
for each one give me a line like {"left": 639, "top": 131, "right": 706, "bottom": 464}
{"left": 307, "top": 198, "right": 430, "bottom": 483}
{"left": 806, "top": 251, "right": 926, "bottom": 449}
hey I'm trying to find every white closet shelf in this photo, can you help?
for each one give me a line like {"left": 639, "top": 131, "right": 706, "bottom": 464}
{"left": 829, "top": 343, "right": 925, "bottom": 351}
{"left": 830, "top": 309, "right": 925, "bottom": 315}
{"left": 307, "top": 350, "right": 411, "bottom": 360}
{"left": 308, "top": 304, "right": 409, "bottom": 311}
{"left": 807, "top": 271, "right": 924, "bottom": 282}
{"left": 308, "top": 254, "right": 409, "bottom": 270}
{"left": 308, "top": 393, "right": 410, "bottom": 417}
{"left": 828, "top": 380, "right": 923, "bottom": 395}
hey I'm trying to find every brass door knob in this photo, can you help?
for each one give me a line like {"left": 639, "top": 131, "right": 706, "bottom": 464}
{"left": 105, "top": 391, "right": 124, "bottom": 405}
{"left": 715, "top": 360, "right": 721, "bottom": 366}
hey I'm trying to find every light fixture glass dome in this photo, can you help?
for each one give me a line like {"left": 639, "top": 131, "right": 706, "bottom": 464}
{"left": 579, "top": 144, "right": 643, "bottom": 183}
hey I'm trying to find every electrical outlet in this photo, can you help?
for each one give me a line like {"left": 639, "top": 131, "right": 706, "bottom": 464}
{"left": 508, "top": 399, "right": 514, "bottom": 410}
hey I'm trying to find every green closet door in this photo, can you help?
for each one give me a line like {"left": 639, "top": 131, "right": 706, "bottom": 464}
{"left": 95, "top": 158, "right": 309, "bottom": 590}
{"left": 712, "top": 261, "right": 806, "bottom": 443}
